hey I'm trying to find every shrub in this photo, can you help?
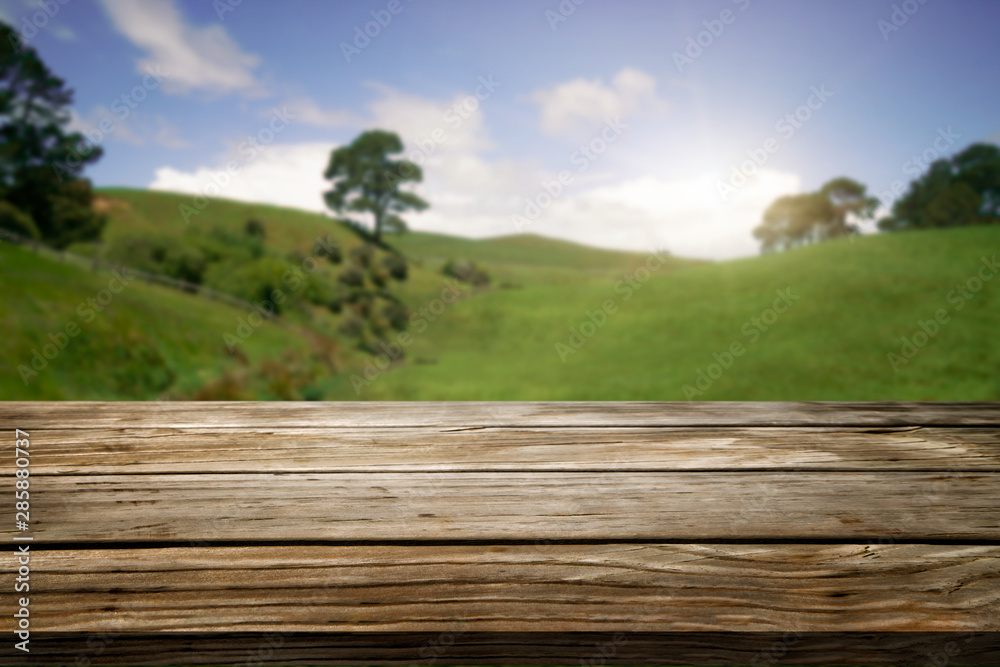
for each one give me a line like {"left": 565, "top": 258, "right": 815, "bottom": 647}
{"left": 105, "top": 234, "right": 208, "bottom": 284}
{"left": 443, "top": 258, "right": 490, "bottom": 287}
{"left": 369, "top": 266, "right": 390, "bottom": 288}
{"left": 349, "top": 243, "right": 374, "bottom": 268}
{"left": 302, "top": 271, "right": 338, "bottom": 307}
{"left": 382, "top": 253, "right": 408, "bottom": 280}
{"left": 207, "top": 225, "right": 263, "bottom": 259}
{"left": 301, "top": 385, "right": 324, "bottom": 401}
{"left": 338, "top": 314, "right": 366, "bottom": 338}
{"left": 245, "top": 218, "right": 266, "bottom": 239}
{"left": 351, "top": 294, "right": 373, "bottom": 318}
{"left": 203, "top": 256, "right": 292, "bottom": 312}
{"left": 382, "top": 302, "right": 409, "bottom": 331}
{"left": 469, "top": 267, "right": 491, "bottom": 287}
{"left": 314, "top": 234, "right": 343, "bottom": 263}
{"left": 161, "top": 245, "right": 208, "bottom": 284}
{"left": 338, "top": 264, "right": 365, "bottom": 287}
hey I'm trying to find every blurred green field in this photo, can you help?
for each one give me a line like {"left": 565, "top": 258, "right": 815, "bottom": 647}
{"left": 324, "top": 225, "right": 1000, "bottom": 401}
{"left": 2, "top": 189, "right": 998, "bottom": 400}
{"left": 0, "top": 241, "right": 332, "bottom": 399}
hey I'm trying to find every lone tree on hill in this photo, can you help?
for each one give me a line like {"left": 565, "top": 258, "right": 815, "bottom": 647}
{"left": 0, "top": 20, "right": 105, "bottom": 247}
{"left": 322, "top": 130, "right": 428, "bottom": 244}
{"left": 753, "top": 177, "right": 878, "bottom": 253}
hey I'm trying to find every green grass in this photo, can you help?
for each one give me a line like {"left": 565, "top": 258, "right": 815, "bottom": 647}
{"left": 0, "top": 242, "right": 324, "bottom": 399}
{"left": 393, "top": 229, "right": 671, "bottom": 269}
{"left": 4, "top": 188, "right": 998, "bottom": 400}
{"left": 323, "top": 225, "right": 1000, "bottom": 401}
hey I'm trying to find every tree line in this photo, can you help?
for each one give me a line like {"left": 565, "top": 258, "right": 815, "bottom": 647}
{"left": 753, "top": 142, "right": 1000, "bottom": 253}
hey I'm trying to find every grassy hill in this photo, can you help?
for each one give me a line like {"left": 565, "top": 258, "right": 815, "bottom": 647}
{"left": 330, "top": 224, "right": 1000, "bottom": 401}
{"left": 0, "top": 241, "right": 336, "bottom": 399}
{"left": 2, "top": 188, "right": 998, "bottom": 400}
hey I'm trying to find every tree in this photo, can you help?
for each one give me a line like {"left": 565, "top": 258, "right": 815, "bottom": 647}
{"left": 753, "top": 177, "right": 877, "bottom": 253}
{"left": 322, "top": 130, "right": 428, "bottom": 244}
{"left": 818, "top": 177, "right": 879, "bottom": 237}
{"left": 878, "top": 142, "right": 1000, "bottom": 232}
{"left": 0, "top": 20, "right": 105, "bottom": 247}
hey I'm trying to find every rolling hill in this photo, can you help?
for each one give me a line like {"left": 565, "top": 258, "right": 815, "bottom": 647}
{"left": 2, "top": 188, "right": 997, "bottom": 400}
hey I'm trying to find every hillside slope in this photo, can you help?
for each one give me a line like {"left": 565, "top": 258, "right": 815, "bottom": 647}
{"left": 324, "top": 225, "right": 1000, "bottom": 401}
{"left": 4, "top": 188, "right": 997, "bottom": 400}
{"left": 0, "top": 242, "right": 336, "bottom": 400}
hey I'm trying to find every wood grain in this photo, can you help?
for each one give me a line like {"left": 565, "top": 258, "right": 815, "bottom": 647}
{"left": 3, "top": 400, "right": 999, "bottom": 428}
{"left": 2, "top": 401, "right": 998, "bottom": 665}
{"left": 7, "top": 632, "right": 1000, "bottom": 666}
{"left": 12, "top": 544, "right": 1000, "bottom": 633}
{"left": 6, "top": 471, "right": 998, "bottom": 543}
{"left": 17, "top": 426, "right": 1000, "bottom": 474}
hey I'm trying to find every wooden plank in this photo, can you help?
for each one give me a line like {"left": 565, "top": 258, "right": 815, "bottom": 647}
{"left": 21, "top": 426, "right": 1000, "bottom": 474}
{"left": 8, "top": 472, "right": 998, "bottom": 543}
{"left": 8, "top": 632, "right": 1000, "bottom": 666}
{"left": 8, "top": 544, "right": 999, "bottom": 633}
{"left": 2, "top": 401, "right": 999, "bottom": 429}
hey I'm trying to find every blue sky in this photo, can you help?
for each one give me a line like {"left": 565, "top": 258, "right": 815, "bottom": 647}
{"left": 3, "top": 0, "right": 999, "bottom": 258}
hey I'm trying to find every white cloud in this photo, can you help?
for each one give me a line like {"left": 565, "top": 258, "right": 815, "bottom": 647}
{"left": 561, "top": 170, "right": 802, "bottom": 258}
{"left": 98, "top": 0, "right": 265, "bottom": 97}
{"left": 531, "top": 67, "right": 669, "bottom": 137}
{"left": 147, "top": 81, "right": 792, "bottom": 259}
{"left": 150, "top": 143, "right": 335, "bottom": 214}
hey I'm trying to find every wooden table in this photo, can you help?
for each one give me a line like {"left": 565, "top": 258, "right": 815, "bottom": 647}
{"left": 2, "top": 402, "right": 998, "bottom": 665}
